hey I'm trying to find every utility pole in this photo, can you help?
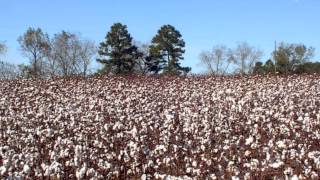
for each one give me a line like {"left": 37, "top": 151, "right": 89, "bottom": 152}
{"left": 274, "top": 41, "right": 277, "bottom": 73}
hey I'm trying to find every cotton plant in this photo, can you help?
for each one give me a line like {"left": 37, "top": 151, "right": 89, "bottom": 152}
{"left": 0, "top": 75, "right": 320, "bottom": 179}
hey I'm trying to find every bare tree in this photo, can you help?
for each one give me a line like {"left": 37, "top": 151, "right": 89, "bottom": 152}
{"left": 50, "top": 31, "right": 96, "bottom": 76}
{"left": 199, "top": 45, "right": 234, "bottom": 75}
{"left": 0, "top": 61, "right": 20, "bottom": 80}
{"left": 0, "top": 42, "right": 6, "bottom": 55}
{"left": 229, "top": 42, "right": 263, "bottom": 75}
{"left": 78, "top": 39, "right": 97, "bottom": 76}
{"left": 18, "top": 27, "right": 50, "bottom": 77}
{"left": 50, "top": 31, "right": 75, "bottom": 76}
{"left": 133, "top": 41, "right": 150, "bottom": 74}
{"left": 0, "top": 42, "right": 21, "bottom": 80}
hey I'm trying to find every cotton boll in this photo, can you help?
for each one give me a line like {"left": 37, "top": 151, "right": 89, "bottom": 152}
{"left": 141, "top": 174, "right": 147, "bottom": 180}
{"left": 23, "top": 164, "right": 30, "bottom": 175}
{"left": 192, "top": 161, "right": 197, "bottom": 167}
{"left": 269, "top": 161, "right": 284, "bottom": 168}
{"left": 0, "top": 166, "right": 6, "bottom": 176}
{"left": 244, "top": 150, "right": 251, "bottom": 157}
{"left": 209, "top": 173, "right": 217, "bottom": 180}
{"left": 245, "top": 136, "right": 254, "bottom": 145}
{"left": 276, "top": 141, "right": 286, "bottom": 149}
{"left": 76, "top": 163, "right": 87, "bottom": 180}
{"left": 86, "top": 168, "right": 96, "bottom": 177}
{"left": 232, "top": 176, "right": 239, "bottom": 180}
{"left": 289, "top": 174, "right": 298, "bottom": 180}
{"left": 309, "top": 171, "right": 318, "bottom": 179}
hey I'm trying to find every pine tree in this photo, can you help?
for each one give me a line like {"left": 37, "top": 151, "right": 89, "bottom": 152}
{"left": 97, "top": 23, "right": 141, "bottom": 74}
{"left": 147, "top": 25, "right": 191, "bottom": 75}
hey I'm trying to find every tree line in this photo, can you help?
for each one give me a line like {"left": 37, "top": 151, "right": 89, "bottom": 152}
{"left": 1, "top": 23, "right": 320, "bottom": 80}
{"left": 200, "top": 42, "right": 318, "bottom": 75}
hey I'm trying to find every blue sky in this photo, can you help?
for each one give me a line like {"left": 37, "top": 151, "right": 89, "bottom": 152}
{"left": 1, "top": 0, "right": 319, "bottom": 73}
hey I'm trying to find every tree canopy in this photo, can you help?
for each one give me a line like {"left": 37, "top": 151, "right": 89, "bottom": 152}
{"left": 97, "top": 23, "right": 142, "bottom": 75}
{"left": 147, "top": 25, "right": 191, "bottom": 75}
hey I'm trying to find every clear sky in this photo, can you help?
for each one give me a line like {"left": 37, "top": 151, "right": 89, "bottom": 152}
{"left": 1, "top": 0, "right": 319, "bottom": 73}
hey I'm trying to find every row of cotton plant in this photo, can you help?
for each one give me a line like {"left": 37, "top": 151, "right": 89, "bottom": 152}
{"left": 0, "top": 74, "right": 320, "bottom": 179}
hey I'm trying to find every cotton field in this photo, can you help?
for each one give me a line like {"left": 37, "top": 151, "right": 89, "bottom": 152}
{"left": 1, "top": 75, "right": 320, "bottom": 179}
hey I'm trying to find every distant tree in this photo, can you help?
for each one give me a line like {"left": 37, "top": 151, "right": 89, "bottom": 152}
{"left": 199, "top": 45, "right": 234, "bottom": 75}
{"left": 148, "top": 25, "right": 191, "bottom": 75}
{"left": 229, "top": 42, "right": 263, "bottom": 75}
{"left": 18, "top": 27, "right": 50, "bottom": 77}
{"left": 0, "top": 43, "right": 19, "bottom": 80}
{"left": 133, "top": 41, "right": 150, "bottom": 74}
{"left": 51, "top": 31, "right": 79, "bottom": 76}
{"left": 0, "top": 61, "right": 21, "bottom": 80}
{"left": 79, "top": 39, "right": 97, "bottom": 76}
{"left": 264, "top": 59, "right": 275, "bottom": 74}
{"left": 0, "top": 42, "right": 6, "bottom": 55}
{"left": 273, "top": 42, "right": 314, "bottom": 74}
{"left": 50, "top": 31, "right": 96, "bottom": 76}
{"left": 252, "top": 61, "right": 264, "bottom": 74}
{"left": 145, "top": 44, "right": 165, "bottom": 74}
{"left": 17, "top": 64, "right": 33, "bottom": 78}
{"left": 97, "top": 23, "right": 141, "bottom": 74}
{"left": 295, "top": 62, "right": 320, "bottom": 74}
{"left": 253, "top": 59, "right": 276, "bottom": 75}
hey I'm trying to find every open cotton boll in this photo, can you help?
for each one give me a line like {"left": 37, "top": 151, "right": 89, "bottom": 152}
{"left": 23, "top": 164, "right": 30, "bottom": 175}
{"left": 269, "top": 161, "right": 284, "bottom": 168}
{"left": 276, "top": 141, "right": 286, "bottom": 149}
{"left": 0, "top": 166, "right": 7, "bottom": 176}
{"left": 245, "top": 136, "right": 254, "bottom": 145}
{"left": 76, "top": 163, "right": 87, "bottom": 180}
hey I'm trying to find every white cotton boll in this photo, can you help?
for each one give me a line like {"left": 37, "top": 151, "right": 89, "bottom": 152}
{"left": 276, "top": 141, "right": 286, "bottom": 149}
{"left": 74, "top": 157, "right": 80, "bottom": 167}
{"left": 223, "top": 145, "right": 230, "bottom": 150}
{"left": 269, "top": 161, "right": 283, "bottom": 168}
{"left": 209, "top": 173, "right": 217, "bottom": 180}
{"left": 0, "top": 166, "right": 6, "bottom": 175}
{"left": 232, "top": 176, "right": 239, "bottom": 180}
{"left": 201, "top": 145, "right": 206, "bottom": 151}
{"left": 44, "top": 166, "right": 51, "bottom": 176}
{"left": 245, "top": 136, "right": 254, "bottom": 145}
{"left": 163, "top": 157, "right": 170, "bottom": 165}
{"left": 250, "top": 159, "right": 259, "bottom": 169}
{"left": 311, "top": 171, "right": 318, "bottom": 179}
{"left": 23, "top": 164, "right": 30, "bottom": 175}
{"left": 244, "top": 173, "right": 251, "bottom": 180}
{"left": 244, "top": 150, "right": 251, "bottom": 157}
{"left": 3, "top": 159, "right": 10, "bottom": 169}
{"left": 186, "top": 167, "right": 192, "bottom": 174}
{"left": 103, "top": 124, "right": 109, "bottom": 132}
{"left": 192, "top": 161, "right": 197, "bottom": 167}
{"left": 75, "top": 145, "right": 82, "bottom": 157}
{"left": 47, "top": 128, "right": 54, "bottom": 137}
{"left": 76, "top": 163, "right": 87, "bottom": 180}
{"left": 147, "top": 160, "right": 154, "bottom": 167}
{"left": 290, "top": 175, "right": 299, "bottom": 180}
{"left": 226, "top": 89, "right": 232, "bottom": 94}
{"left": 86, "top": 168, "right": 95, "bottom": 177}
{"left": 50, "top": 161, "right": 63, "bottom": 174}
{"left": 141, "top": 174, "right": 147, "bottom": 180}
